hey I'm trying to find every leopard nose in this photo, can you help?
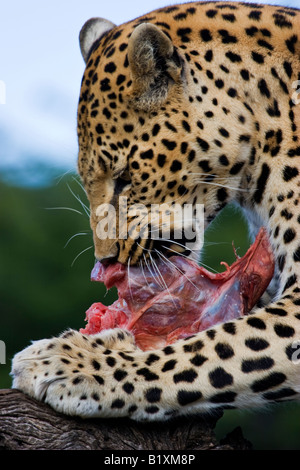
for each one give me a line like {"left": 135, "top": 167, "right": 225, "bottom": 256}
{"left": 98, "top": 254, "right": 119, "bottom": 266}
{"left": 93, "top": 239, "right": 120, "bottom": 265}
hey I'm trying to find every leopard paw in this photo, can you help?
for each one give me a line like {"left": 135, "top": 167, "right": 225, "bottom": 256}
{"left": 11, "top": 329, "right": 138, "bottom": 418}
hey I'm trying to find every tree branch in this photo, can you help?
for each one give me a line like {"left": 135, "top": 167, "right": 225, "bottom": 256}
{"left": 0, "top": 389, "right": 252, "bottom": 450}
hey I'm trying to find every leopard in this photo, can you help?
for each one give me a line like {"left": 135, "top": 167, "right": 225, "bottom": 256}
{"left": 12, "top": 1, "right": 300, "bottom": 422}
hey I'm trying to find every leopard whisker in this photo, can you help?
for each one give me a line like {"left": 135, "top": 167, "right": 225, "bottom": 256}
{"left": 161, "top": 244, "right": 218, "bottom": 273}
{"left": 139, "top": 258, "right": 155, "bottom": 293}
{"left": 147, "top": 216, "right": 199, "bottom": 236}
{"left": 67, "top": 183, "right": 90, "bottom": 217}
{"left": 127, "top": 256, "right": 134, "bottom": 302}
{"left": 143, "top": 252, "right": 158, "bottom": 286}
{"left": 149, "top": 252, "right": 167, "bottom": 291}
{"left": 64, "top": 232, "right": 90, "bottom": 249}
{"left": 45, "top": 206, "right": 84, "bottom": 216}
{"left": 71, "top": 175, "right": 87, "bottom": 195}
{"left": 190, "top": 174, "right": 248, "bottom": 192}
{"left": 152, "top": 250, "right": 179, "bottom": 309}
{"left": 55, "top": 168, "right": 76, "bottom": 185}
{"left": 71, "top": 245, "right": 93, "bottom": 267}
{"left": 152, "top": 236, "right": 197, "bottom": 254}
{"left": 156, "top": 249, "right": 202, "bottom": 293}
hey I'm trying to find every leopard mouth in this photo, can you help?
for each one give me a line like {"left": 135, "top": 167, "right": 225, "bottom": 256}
{"left": 80, "top": 228, "right": 275, "bottom": 351}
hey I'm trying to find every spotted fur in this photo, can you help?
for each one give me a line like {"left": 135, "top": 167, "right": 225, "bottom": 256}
{"left": 12, "top": 2, "right": 300, "bottom": 421}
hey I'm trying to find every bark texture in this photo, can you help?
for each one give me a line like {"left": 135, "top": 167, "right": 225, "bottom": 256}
{"left": 0, "top": 389, "right": 252, "bottom": 450}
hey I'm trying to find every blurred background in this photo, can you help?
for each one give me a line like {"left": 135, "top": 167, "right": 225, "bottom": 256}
{"left": 1, "top": 0, "right": 300, "bottom": 450}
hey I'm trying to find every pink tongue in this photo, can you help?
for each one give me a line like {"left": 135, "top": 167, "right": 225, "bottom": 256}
{"left": 81, "top": 228, "right": 274, "bottom": 350}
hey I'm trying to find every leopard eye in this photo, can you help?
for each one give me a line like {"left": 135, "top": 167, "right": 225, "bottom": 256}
{"left": 114, "top": 166, "right": 131, "bottom": 194}
{"left": 113, "top": 165, "right": 130, "bottom": 180}
{"left": 115, "top": 176, "right": 130, "bottom": 194}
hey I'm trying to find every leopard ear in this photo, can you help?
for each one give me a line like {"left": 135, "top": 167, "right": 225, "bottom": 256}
{"left": 128, "top": 23, "right": 183, "bottom": 110}
{"left": 79, "top": 18, "right": 116, "bottom": 63}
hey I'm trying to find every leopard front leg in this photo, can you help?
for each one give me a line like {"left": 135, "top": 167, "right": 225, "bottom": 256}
{"left": 12, "top": 296, "right": 300, "bottom": 420}
{"left": 11, "top": 329, "right": 149, "bottom": 419}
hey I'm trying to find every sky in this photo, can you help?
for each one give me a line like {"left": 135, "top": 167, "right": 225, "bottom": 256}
{"left": 0, "top": 0, "right": 299, "bottom": 182}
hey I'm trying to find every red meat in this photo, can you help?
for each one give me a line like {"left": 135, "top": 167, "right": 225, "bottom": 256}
{"left": 81, "top": 228, "right": 274, "bottom": 350}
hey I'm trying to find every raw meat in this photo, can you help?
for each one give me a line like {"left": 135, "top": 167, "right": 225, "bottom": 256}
{"left": 81, "top": 228, "right": 274, "bottom": 350}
